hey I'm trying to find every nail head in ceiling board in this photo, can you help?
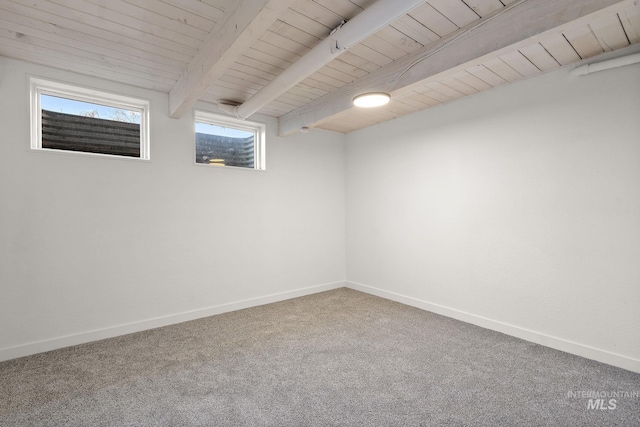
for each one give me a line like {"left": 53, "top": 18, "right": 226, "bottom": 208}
{"left": 563, "top": 25, "right": 605, "bottom": 59}
{"left": 589, "top": 13, "right": 631, "bottom": 51}
{"left": 519, "top": 43, "right": 561, "bottom": 72}
{"left": 316, "top": 64, "right": 358, "bottom": 84}
{"left": 409, "top": 2, "right": 459, "bottom": 37}
{"left": 462, "top": 0, "right": 505, "bottom": 18}
{"left": 428, "top": 0, "right": 481, "bottom": 27}
{"left": 539, "top": 35, "right": 582, "bottom": 66}
{"left": 374, "top": 26, "right": 423, "bottom": 54}
{"left": 619, "top": 5, "right": 640, "bottom": 43}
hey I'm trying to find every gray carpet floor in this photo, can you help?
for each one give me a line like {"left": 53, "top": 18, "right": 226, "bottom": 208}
{"left": 1, "top": 288, "right": 639, "bottom": 426}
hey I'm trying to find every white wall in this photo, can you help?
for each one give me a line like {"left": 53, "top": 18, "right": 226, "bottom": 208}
{"left": 0, "top": 57, "right": 346, "bottom": 360}
{"left": 2, "top": 54, "right": 638, "bottom": 373}
{"left": 346, "top": 62, "right": 640, "bottom": 372}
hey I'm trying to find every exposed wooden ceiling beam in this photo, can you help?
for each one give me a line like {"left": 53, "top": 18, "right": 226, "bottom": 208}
{"left": 169, "top": 0, "right": 295, "bottom": 119}
{"left": 278, "top": 0, "right": 631, "bottom": 136}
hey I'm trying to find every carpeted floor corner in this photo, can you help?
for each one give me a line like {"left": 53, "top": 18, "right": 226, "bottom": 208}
{"left": 1, "top": 288, "right": 639, "bottom": 426}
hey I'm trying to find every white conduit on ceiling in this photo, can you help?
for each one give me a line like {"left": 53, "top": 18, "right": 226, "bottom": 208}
{"left": 571, "top": 52, "right": 640, "bottom": 76}
{"left": 218, "top": 0, "right": 426, "bottom": 120}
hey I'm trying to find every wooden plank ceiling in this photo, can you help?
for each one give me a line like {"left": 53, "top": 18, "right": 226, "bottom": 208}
{"left": 1, "top": 0, "right": 639, "bottom": 135}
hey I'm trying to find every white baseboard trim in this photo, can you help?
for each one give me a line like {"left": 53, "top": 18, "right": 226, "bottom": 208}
{"left": 0, "top": 281, "right": 345, "bottom": 363}
{"left": 346, "top": 281, "right": 640, "bottom": 373}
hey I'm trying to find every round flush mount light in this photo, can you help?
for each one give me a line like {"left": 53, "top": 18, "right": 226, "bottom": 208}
{"left": 353, "top": 92, "right": 391, "bottom": 108}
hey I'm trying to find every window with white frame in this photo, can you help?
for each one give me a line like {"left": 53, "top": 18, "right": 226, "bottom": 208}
{"left": 30, "top": 77, "right": 150, "bottom": 159}
{"left": 195, "top": 110, "right": 265, "bottom": 170}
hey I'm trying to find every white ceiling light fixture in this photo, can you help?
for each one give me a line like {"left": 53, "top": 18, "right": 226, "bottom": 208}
{"left": 353, "top": 92, "right": 391, "bottom": 108}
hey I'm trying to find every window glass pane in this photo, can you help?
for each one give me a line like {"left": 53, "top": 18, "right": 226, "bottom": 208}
{"left": 41, "top": 95, "right": 141, "bottom": 124}
{"left": 195, "top": 121, "right": 255, "bottom": 168}
{"left": 39, "top": 93, "right": 143, "bottom": 158}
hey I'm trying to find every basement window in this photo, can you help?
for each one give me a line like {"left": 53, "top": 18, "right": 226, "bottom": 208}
{"left": 30, "top": 77, "right": 150, "bottom": 159}
{"left": 195, "top": 111, "right": 265, "bottom": 170}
